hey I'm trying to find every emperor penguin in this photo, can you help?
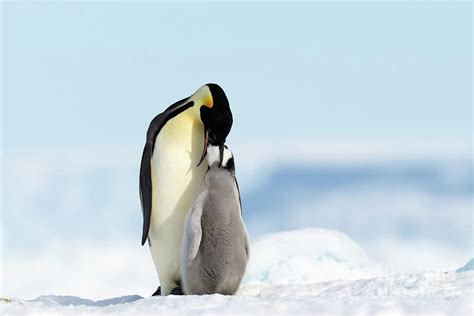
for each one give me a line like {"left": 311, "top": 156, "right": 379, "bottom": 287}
{"left": 139, "top": 84, "right": 233, "bottom": 296}
{"left": 180, "top": 144, "right": 250, "bottom": 295}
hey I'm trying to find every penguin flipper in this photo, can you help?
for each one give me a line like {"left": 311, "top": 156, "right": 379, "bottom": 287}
{"left": 139, "top": 143, "right": 153, "bottom": 246}
{"left": 184, "top": 193, "right": 206, "bottom": 261}
{"left": 139, "top": 98, "right": 195, "bottom": 246}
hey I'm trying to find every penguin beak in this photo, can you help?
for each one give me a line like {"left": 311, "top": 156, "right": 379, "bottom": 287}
{"left": 196, "top": 130, "right": 209, "bottom": 167}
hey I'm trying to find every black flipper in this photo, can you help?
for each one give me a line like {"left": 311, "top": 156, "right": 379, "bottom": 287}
{"left": 139, "top": 98, "right": 194, "bottom": 246}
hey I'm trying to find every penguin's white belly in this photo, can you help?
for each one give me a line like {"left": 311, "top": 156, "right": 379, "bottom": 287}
{"left": 148, "top": 111, "right": 206, "bottom": 295}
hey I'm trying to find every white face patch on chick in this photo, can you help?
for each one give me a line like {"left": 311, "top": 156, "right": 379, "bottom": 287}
{"left": 206, "top": 145, "right": 233, "bottom": 167}
{"left": 206, "top": 145, "right": 220, "bottom": 166}
{"left": 221, "top": 146, "right": 233, "bottom": 168}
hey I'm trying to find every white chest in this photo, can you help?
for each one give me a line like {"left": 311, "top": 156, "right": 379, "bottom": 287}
{"left": 150, "top": 111, "right": 207, "bottom": 229}
{"left": 147, "top": 111, "right": 208, "bottom": 293}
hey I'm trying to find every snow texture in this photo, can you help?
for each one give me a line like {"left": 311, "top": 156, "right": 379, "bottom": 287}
{"left": 1, "top": 272, "right": 472, "bottom": 315}
{"left": 28, "top": 295, "right": 143, "bottom": 307}
{"left": 1, "top": 229, "right": 472, "bottom": 315}
{"left": 243, "top": 228, "right": 382, "bottom": 285}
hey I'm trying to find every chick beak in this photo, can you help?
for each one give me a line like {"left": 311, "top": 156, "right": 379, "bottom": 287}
{"left": 219, "top": 144, "right": 224, "bottom": 167}
{"left": 196, "top": 130, "right": 209, "bottom": 167}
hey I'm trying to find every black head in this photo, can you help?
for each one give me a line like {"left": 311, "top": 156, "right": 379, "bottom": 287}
{"left": 196, "top": 83, "right": 233, "bottom": 166}
{"left": 200, "top": 84, "right": 233, "bottom": 145}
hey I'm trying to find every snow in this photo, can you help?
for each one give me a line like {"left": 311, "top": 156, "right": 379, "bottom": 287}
{"left": 1, "top": 229, "right": 472, "bottom": 315}
{"left": 456, "top": 259, "right": 474, "bottom": 273}
{"left": 1, "top": 272, "right": 472, "bottom": 315}
{"left": 2, "top": 242, "right": 157, "bottom": 300}
{"left": 243, "top": 228, "right": 382, "bottom": 285}
{"left": 28, "top": 295, "right": 143, "bottom": 307}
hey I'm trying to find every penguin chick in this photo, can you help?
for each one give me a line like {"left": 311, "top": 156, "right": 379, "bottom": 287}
{"left": 180, "top": 144, "right": 250, "bottom": 295}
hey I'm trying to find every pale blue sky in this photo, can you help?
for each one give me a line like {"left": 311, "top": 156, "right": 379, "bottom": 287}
{"left": 2, "top": 2, "right": 472, "bottom": 150}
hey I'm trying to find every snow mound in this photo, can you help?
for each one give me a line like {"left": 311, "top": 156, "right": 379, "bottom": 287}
{"left": 456, "top": 258, "right": 474, "bottom": 273}
{"left": 243, "top": 228, "right": 382, "bottom": 285}
{"left": 1, "top": 272, "right": 472, "bottom": 315}
{"left": 29, "top": 295, "right": 142, "bottom": 307}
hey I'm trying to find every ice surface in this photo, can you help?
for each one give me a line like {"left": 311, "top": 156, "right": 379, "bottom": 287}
{"left": 1, "top": 272, "right": 472, "bottom": 315}
{"left": 243, "top": 228, "right": 382, "bottom": 285}
{"left": 456, "top": 258, "right": 474, "bottom": 273}
{"left": 28, "top": 295, "right": 143, "bottom": 307}
{"left": 2, "top": 229, "right": 472, "bottom": 315}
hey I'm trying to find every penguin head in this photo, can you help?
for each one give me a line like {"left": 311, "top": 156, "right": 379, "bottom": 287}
{"left": 206, "top": 144, "right": 235, "bottom": 171}
{"left": 193, "top": 83, "right": 233, "bottom": 166}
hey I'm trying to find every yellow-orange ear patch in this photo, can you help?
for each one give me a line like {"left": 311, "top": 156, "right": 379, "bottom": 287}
{"left": 192, "top": 85, "right": 214, "bottom": 108}
{"left": 203, "top": 94, "right": 213, "bottom": 108}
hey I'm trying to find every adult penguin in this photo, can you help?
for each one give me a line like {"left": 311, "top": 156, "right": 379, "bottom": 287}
{"left": 139, "top": 84, "right": 233, "bottom": 296}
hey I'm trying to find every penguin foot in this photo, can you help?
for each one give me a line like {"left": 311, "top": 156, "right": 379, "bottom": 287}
{"left": 151, "top": 286, "right": 184, "bottom": 296}
{"left": 151, "top": 286, "right": 161, "bottom": 296}
{"left": 170, "top": 287, "right": 184, "bottom": 295}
